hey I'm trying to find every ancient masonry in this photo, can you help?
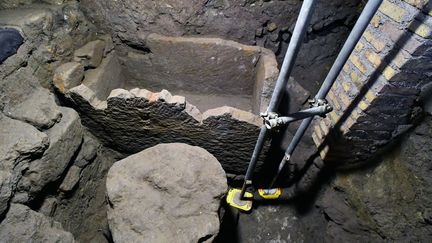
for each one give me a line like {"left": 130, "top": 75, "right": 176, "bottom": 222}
{"left": 312, "top": 0, "right": 432, "bottom": 167}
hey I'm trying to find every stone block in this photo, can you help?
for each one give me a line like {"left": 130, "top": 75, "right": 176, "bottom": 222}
{"left": 74, "top": 40, "right": 105, "bottom": 68}
{"left": 20, "top": 107, "right": 83, "bottom": 200}
{"left": 53, "top": 62, "right": 84, "bottom": 93}
{"left": 59, "top": 166, "right": 82, "bottom": 192}
{"left": 82, "top": 52, "right": 123, "bottom": 100}
{"left": 3, "top": 87, "right": 62, "bottom": 130}
{"left": 97, "top": 34, "right": 115, "bottom": 56}
{"left": 73, "top": 135, "right": 98, "bottom": 168}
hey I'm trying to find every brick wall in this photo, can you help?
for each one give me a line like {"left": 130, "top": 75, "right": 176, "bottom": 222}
{"left": 311, "top": 0, "right": 432, "bottom": 167}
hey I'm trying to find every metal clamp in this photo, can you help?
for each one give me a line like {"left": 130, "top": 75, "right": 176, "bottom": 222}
{"left": 260, "top": 111, "right": 282, "bottom": 130}
{"left": 308, "top": 98, "right": 333, "bottom": 117}
{"left": 261, "top": 100, "right": 333, "bottom": 130}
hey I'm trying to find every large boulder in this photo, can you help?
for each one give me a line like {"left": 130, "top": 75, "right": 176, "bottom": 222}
{"left": 106, "top": 143, "right": 227, "bottom": 243}
{"left": 0, "top": 203, "right": 75, "bottom": 243}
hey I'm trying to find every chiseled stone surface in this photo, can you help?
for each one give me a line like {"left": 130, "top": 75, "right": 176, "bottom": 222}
{"left": 0, "top": 203, "right": 75, "bottom": 243}
{"left": 106, "top": 143, "right": 227, "bottom": 243}
{"left": 67, "top": 85, "right": 268, "bottom": 174}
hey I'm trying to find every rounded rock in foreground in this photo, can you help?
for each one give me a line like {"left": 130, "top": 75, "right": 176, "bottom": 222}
{"left": 106, "top": 143, "right": 227, "bottom": 243}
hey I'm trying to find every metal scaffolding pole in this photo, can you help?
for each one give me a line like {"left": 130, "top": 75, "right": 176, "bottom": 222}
{"left": 239, "top": 0, "right": 318, "bottom": 199}
{"left": 269, "top": 0, "right": 384, "bottom": 188}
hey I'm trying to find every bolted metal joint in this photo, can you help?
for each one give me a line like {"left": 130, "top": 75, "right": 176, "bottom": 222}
{"left": 308, "top": 98, "right": 333, "bottom": 117}
{"left": 261, "top": 111, "right": 281, "bottom": 130}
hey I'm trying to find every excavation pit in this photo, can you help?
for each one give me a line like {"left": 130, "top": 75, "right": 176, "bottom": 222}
{"left": 65, "top": 34, "right": 279, "bottom": 174}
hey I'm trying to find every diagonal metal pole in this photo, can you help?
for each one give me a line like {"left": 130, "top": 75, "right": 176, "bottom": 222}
{"left": 239, "top": 0, "right": 318, "bottom": 199}
{"left": 269, "top": 0, "right": 384, "bottom": 189}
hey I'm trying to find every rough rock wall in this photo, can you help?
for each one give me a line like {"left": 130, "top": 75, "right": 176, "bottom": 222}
{"left": 79, "top": 0, "right": 362, "bottom": 94}
{"left": 0, "top": 0, "right": 74, "bottom": 9}
{"left": 45, "top": 134, "right": 124, "bottom": 242}
{"left": 67, "top": 86, "right": 269, "bottom": 174}
{"left": 0, "top": 3, "right": 108, "bottom": 241}
{"left": 318, "top": 114, "right": 432, "bottom": 241}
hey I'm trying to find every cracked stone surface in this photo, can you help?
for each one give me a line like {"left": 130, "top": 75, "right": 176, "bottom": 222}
{"left": 106, "top": 143, "right": 227, "bottom": 243}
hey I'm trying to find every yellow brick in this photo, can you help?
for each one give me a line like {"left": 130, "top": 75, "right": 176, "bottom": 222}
{"left": 371, "top": 15, "right": 381, "bottom": 27}
{"left": 320, "top": 121, "right": 329, "bottom": 135}
{"left": 365, "top": 90, "right": 376, "bottom": 103}
{"left": 345, "top": 117, "right": 355, "bottom": 130}
{"left": 342, "top": 81, "right": 351, "bottom": 93}
{"left": 365, "top": 50, "right": 382, "bottom": 68}
{"left": 312, "top": 131, "right": 321, "bottom": 147}
{"left": 319, "top": 145, "right": 330, "bottom": 160}
{"left": 350, "top": 55, "right": 367, "bottom": 74}
{"left": 339, "top": 91, "right": 352, "bottom": 108}
{"left": 323, "top": 117, "right": 330, "bottom": 126}
{"left": 343, "top": 63, "right": 350, "bottom": 73}
{"left": 379, "top": 0, "right": 408, "bottom": 23}
{"left": 383, "top": 66, "right": 397, "bottom": 80}
{"left": 363, "top": 31, "right": 386, "bottom": 52}
{"left": 403, "top": 0, "right": 429, "bottom": 10}
{"left": 358, "top": 100, "right": 369, "bottom": 111}
{"left": 393, "top": 49, "right": 410, "bottom": 68}
{"left": 314, "top": 125, "right": 323, "bottom": 139}
{"left": 350, "top": 71, "right": 362, "bottom": 87}
{"left": 328, "top": 90, "right": 341, "bottom": 110}
{"left": 355, "top": 42, "right": 364, "bottom": 52}
{"left": 404, "top": 0, "right": 432, "bottom": 16}
{"left": 409, "top": 20, "right": 432, "bottom": 38}
{"left": 329, "top": 111, "right": 339, "bottom": 123}
{"left": 351, "top": 110, "right": 360, "bottom": 120}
